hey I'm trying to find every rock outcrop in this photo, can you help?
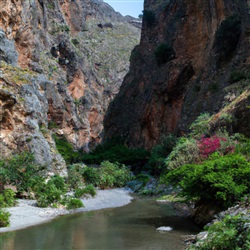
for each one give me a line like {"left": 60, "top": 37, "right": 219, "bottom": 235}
{"left": 104, "top": 0, "right": 250, "bottom": 149}
{"left": 0, "top": 0, "right": 140, "bottom": 171}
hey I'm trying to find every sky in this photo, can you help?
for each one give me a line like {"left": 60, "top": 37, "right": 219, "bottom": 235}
{"left": 104, "top": 0, "right": 144, "bottom": 18}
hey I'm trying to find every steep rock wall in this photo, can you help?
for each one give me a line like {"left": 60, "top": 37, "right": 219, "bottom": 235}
{"left": 0, "top": 0, "right": 140, "bottom": 168}
{"left": 104, "top": 0, "right": 250, "bottom": 149}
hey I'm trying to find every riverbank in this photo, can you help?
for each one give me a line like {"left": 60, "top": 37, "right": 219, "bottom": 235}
{"left": 0, "top": 188, "right": 133, "bottom": 233}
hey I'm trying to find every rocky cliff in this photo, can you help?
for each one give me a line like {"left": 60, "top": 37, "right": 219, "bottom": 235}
{"left": 0, "top": 0, "right": 140, "bottom": 173}
{"left": 104, "top": 0, "right": 250, "bottom": 149}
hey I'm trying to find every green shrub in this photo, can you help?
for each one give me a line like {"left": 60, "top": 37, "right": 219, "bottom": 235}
{"left": 74, "top": 184, "right": 96, "bottom": 198}
{"left": 135, "top": 173, "right": 151, "bottom": 185}
{"left": 143, "top": 10, "right": 156, "bottom": 26}
{"left": 82, "top": 167, "right": 100, "bottom": 186}
{"left": 0, "top": 209, "right": 11, "bottom": 227}
{"left": 82, "top": 138, "right": 149, "bottom": 167}
{"left": 98, "top": 161, "right": 132, "bottom": 189}
{"left": 234, "top": 135, "right": 250, "bottom": 159}
{"left": 67, "top": 164, "right": 85, "bottom": 189}
{"left": 34, "top": 176, "right": 67, "bottom": 207}
{"left": 189, "top": 113, "right": 211, "bottom": 137}
{"left": 0, "top": 152, "right": 44, "bottom": 194}
{"left": 148, "top": 135, "right": 177, "bottom": 175}
{"left": 189, "top": 215, "right": 250, "bottom": 250}
{"left": 0, "top": 189, "right": 16, "bottom": 208}
{"left": 155, "top": 43, "right": 175, "bottom": 65}
{"left": 164, "top": 153, "right": 250, "bottom": 208}
{"left": 53, "top": 135, "right": 83, "bottom": 164}
{"left": 65, "top": 197, "right": 84, "bottom": 210}
{"left": 165, "top": 137, "right": 200, "bottom": 170}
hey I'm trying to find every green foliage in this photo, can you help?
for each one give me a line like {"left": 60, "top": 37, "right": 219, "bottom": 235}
{"left": 154, "top": 43, "right": 175, "bottom": 65}
{"left": 53, "top": 135, "right": 82, "bottom": 164}
{"left": 0, "top": 209, "right": 11, "bottom": 227}
{"left": 235, "top": 135, "right": 250, "bottom": 159}
{"left": 165, "top": 137, "right": 199, "bottom": 170}
{"left": 34, "top": 175, "right": 67, "bottom": 208}
{"left": 135, "top": 173, "right": 151, "bottom": 185}
{"left": 148, "top": 135, "right": 177, "bottom": 175}
{"left": 82, "top": 167, "right": 100, "bottom": 186}
{"left": 0, "top": 152, "right": 44, "bottom": 194}
{"left": 189, "top": 113, "right": 211, "bottom": 137}
{"left": 65, "top": 197, "right": 84, "bottom": 210}
{"left": 74, "top": 184, "right": 96, "bottom": 198}
{"left": 189, "top": 215, "right": 250, "bottom": 250}
{"left": 82, "top": 138, "right": 149, "bottom": 167}
{"left": 0, "top": 189, "right": 16, "bottom": 208}
{"left": 67, "top": 164, "right": 85, "bottom": 189}
{"left": 164, "top": 154, "right": 250, "bottom": 208}
{"left": 98, "top": 161, "right": 132, "bottom": 189}
{"left": 142, "top": 10, "right": 156, "bottom": 26}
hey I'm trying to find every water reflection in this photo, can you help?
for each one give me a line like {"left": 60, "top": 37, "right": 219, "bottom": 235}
{"left": 1, "top": 199, "right": 199, "bottom": 250}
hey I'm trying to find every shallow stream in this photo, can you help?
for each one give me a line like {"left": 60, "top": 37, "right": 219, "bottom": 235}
{"left": 1, "top": 198, "right": 199, "bottom": 250}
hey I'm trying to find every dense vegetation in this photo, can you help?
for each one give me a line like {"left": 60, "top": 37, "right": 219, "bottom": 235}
{"left": 1, "top": 110, "right": 250, "bottom": 250}
{"left": 188, "top": 215, "right": 250, "bottom": 250}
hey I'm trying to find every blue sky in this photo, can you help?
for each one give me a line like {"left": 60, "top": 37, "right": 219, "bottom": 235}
{"left": 104, "top": 0, "right": 144, "bottom": 18}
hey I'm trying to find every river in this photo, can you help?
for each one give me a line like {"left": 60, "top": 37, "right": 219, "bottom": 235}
{"left": 0, "top": 198, "right": 199, "bottom": 250}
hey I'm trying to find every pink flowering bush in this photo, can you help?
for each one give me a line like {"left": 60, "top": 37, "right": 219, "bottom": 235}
{"left": 198, "top": 135, "right": 227, "bottom": 158}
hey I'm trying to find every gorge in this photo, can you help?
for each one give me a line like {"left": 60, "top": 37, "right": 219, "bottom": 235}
{"left": 0, "top": 0, "right": 250, "bottom": 249}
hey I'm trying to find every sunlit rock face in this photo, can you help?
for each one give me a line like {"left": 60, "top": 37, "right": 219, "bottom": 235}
{"left": 104, "top": 0, "right": 250, "bottom": 149}
{"left": 0, "top": 0, "right": 140, "bottom": 169}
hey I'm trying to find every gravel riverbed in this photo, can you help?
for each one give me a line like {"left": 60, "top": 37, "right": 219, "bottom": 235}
{"left": 0, "top": 188, "right": 133, "bottom": 233}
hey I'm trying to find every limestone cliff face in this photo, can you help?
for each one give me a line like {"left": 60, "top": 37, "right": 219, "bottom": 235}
{"left": 104, "top": 0, "right": 250, "bottom": 149}
{"left": 0, "top": 0, "right": 140, "bottom": 172}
